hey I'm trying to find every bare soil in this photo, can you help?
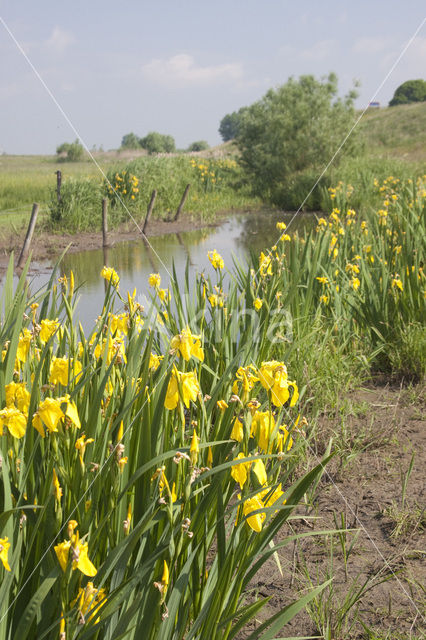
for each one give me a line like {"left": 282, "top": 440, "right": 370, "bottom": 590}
{"left": 241, "top": 384, "right": 426, "bottom": 639}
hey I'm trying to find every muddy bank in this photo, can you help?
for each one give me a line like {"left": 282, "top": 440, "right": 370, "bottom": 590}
{"left": 238, "top": 384, "right": 426, "bottom": 639}
{"left": 0, "top": 211, "right": 233, "bottom": 267}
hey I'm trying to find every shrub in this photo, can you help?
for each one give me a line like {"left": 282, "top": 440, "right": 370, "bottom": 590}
{"left": 187, "top": 140, "right": 210, "bottom": 152}
{"left": 56, "top": 139, "right": 85, "bottom": 162}
{"left": 140, "top": 132, "right": 176, "bottom": 154}
{"left": 49, "top": 177, "right": 102, "bottom": 230}
{"left": 121, "top": 132, "right": 142, "bottom": 149}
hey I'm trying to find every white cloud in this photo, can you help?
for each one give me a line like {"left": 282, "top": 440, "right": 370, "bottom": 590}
{"left": 300, "top": 39, "right": 335, "bottom": 61}
{"left": 278, "top": 39, "right": 335, "bottom": 63}
{"left": 45, "top": 27, "right": 75, "bottom": 54}
{"left": 352, "top": 36, "right": 391, "bottom": 55}
{"left": 141, "top": 53, "right": 243, "bottom": 87}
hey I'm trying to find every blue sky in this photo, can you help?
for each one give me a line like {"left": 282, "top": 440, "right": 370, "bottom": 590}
{"left": 1, "top": 1, "right": 425, "bottom": 154}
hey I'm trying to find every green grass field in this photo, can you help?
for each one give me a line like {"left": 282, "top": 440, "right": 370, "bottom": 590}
{"left": 0, "top": 152, "right": 259, "bottom": 232}
{"left": 1, "top": 102, "right": 425, "bottom": 233}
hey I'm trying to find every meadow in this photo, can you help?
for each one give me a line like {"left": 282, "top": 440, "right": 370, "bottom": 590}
{"left": 1, "top": 102, "right": 426, "bottom": 237}
{"left": 0, "top": 152, "right": 260, "bottom": 235}
{"left": 0, "top": 169, "right": 425, "bottom": 638}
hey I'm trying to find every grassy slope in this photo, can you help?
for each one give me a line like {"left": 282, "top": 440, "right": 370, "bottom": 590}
{"left": 358, "top": 101, "right": 426, "bottom": 162}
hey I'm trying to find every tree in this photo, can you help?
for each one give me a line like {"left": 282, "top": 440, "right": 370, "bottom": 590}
{"left": 389, "top": 79, "right": 426, "bottom": 106}
{"left": 236, "top": 73, "right": 358, "bottom": 206}
{"left": 121, "top": 132, "right": 141, "bottom": 149}
{"left": 56, "top": 139, "right": 84, "bottom": 162}
{"left": 187, "top": 140, "right": 210, "bottom": 152}
{"left": 218, "top": 107, "right": 248, "bottom": 142}
{"left": 140, "top": 132, "right": 176, "bottom": 154}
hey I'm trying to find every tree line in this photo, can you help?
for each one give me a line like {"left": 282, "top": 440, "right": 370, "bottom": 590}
{"left": 120, "top": 132, "right": 209, "bottom": 154}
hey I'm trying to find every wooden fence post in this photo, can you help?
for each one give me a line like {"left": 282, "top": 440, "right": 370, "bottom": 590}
{"left": 17, "top": 203, "right": 39, "bottom": 269}
{"left": 173, "top": 184, "right": 190, "bottom": 222}
{"left": 142, "top": 189, "right": 157, "bottom": 236}
{"left": 102, "top": 198, "right": 109, "bottom": 247}
{"left": 55, "top": 170, "right": 62, "bottom": 203}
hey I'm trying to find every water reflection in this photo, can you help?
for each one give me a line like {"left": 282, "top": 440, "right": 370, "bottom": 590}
{"left": 233, "top": 211, "right": 314, "bottom": 254}
{"left": 60, "top": 225, "right": 214, "bottom": 294}
{"left": 7, "top": 211, "right": 315, "bottom": 327}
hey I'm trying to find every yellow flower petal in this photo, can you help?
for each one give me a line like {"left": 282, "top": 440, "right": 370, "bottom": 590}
{"left": 243, "top": 496, "right": 265, "bottom": 532}
{"left": 231, "top": 417, "right": 244, "bottom": 442}
{"left": 0, "top": 537, "right": 11, "bottom": 571}
{"left": 54, "top": 540, "right": 71, "bottom": 572}
{"left": 252, "top": 458, "right": 267, "bottom": 486}
{"left": 75, "top": 542, "right": 97, "bottom": 577}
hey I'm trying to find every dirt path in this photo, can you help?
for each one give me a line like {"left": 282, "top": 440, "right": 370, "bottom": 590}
{"left": 241, "top": 384, "right": 426, "bottom": 639}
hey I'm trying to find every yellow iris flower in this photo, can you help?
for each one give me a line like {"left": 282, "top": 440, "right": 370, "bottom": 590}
{"left": 231, "top": 452, "right": 253, "bottom": 489}
{"left": 251, "top": 410, "right": 276, "bottom": 453}
{"left": 54, "top": 529, "right": 97, "bottom": 577}
{"left": 208, "top": 250, "right": 224, "bottom": 270}
{"left": 258, "top": 361, "right": 299, "bottom": 407}
{"left": 32, "top": 395, "right": 80, "bottom": 437}
{"left": 148, "top": 273, "right": 161, "bottom": 288}
{"left": 190, "top": 428, "right": 199, "bottom": 454}
{"left": 0, "top": 406, "right": 27, "bottom": 439}
{"left": 109, "top": 312, "right": 129, "bottom": 335}
{"left": 252, "top": 458, "right": 267, "bottom": 486}
{"left": 101, "top": 266, "right": 120, "bottom": 287}
{"left": 238, "top": 483, "right": 286, "bottom": 532}
{"left": 242, "top": 495, "right": 265, "bottom": 532}
{"left": 259, "top": 252, "right": 273, "bottom": 276}
{"left": 231, "top": 417, "right": 244, "bottom": 442}
{"left": 16, "top": 328, "right": 32, "bottom": 363}
{"left": 39, "top": 319, "right": 60, "bottom": 344}
{"left": 149, "top": 353, "right": 163, "bottom": 371}
{"left": 276, "top": 426, "right": 293, "bottom": 452}
{"left": 5, "top": 381, "right": 30, "bottom": 413}
{"left": 71, "top": 582, "right": 107, "bottom": 623}
{"left": 232, "top": 365, "right": 258, "bottom": 403}
{"left": 49, "top": 357, "right": 82, "bottom": 386}
{"left": 75, "top": 434, "right": 95, "bottom": 465}
{"left": 164, "top": 369, "right": 200, "bottom": 410}
{"left": 170, "top": 326, "right": 204, "bottom": 362}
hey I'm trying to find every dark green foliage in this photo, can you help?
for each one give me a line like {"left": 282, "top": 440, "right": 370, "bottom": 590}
{"left": 187, "top": 140, "right": 210, "bottom": 152}
{"left": 140, "top": 132, "right": 176, "bottom": 154}
{"left": 55, "top": 139, "right": 84, "bottom": 162}
{"left": 389, "top": 79, "right": 426, "bottom": 106}
{"left": 121, "top": 132, "right": 142, "bottom": 149}
{"left": 236, "top": 73, "right": 359, "bottom": 208}
{"left": 218, "top": 108, "right": 248, "bottom": 141}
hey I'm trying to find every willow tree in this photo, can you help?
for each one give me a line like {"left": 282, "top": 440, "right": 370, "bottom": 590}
{"left": 236, "top": 73, "right": 359, "bottom": 207}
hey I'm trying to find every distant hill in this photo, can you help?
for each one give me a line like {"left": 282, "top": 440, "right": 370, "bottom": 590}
{"left": 359, "top": 102, "right": 426, "bottom": 163}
